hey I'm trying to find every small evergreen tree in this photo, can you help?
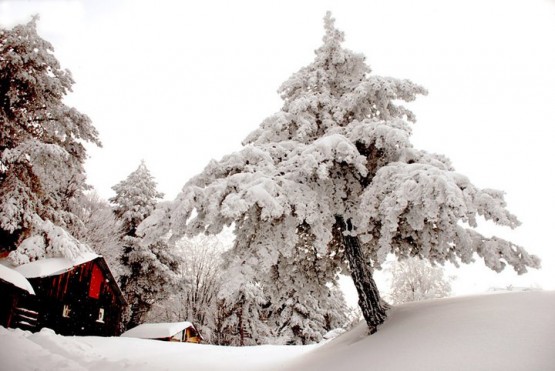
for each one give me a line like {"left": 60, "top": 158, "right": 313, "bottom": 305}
{"left": 388, "top": 257, "right": 452, "bottom": 304}
{"left": 1, "top": 17, "right": 100, "bottom": 264}
{"left": 265, "top": 225, "right": 349, "bottom": 344}
{"left": 110, "top": 161, "right": 164, "bottom": 237}
{"left": 110, "top": 162, "right": 179, "bottom": 328}
{"left": 217, "top": 280, "right": 273, "bottom": 346}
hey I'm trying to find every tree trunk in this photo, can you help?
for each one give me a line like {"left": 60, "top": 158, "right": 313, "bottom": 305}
{"left": 238, "top": 299, "right": 245, "bottom": 346}
{"left": 336, "top": 216, "right": 389, "bottom": 334}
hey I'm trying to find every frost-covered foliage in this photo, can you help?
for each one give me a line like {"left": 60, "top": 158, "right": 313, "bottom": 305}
{"left": 0, "top": 17, "right": 100, "bottom": 264}
{"left": 216, "top": 279, "right": 274, "bottom": 346}
{"left": 264, "top": 224, "right": 349, "bottom": 344}
{"left": 145, "top": 231, "right": 347, "bottom": 345}
{"left": 110, "top": 164, "right": 177, "bottom": 328}
{"left": 110, "top": 161, "right": 164, "bottom": 237}
{"left": 268, "top": 271, "right": 349, "bottom": 345}
{"left": 387, "top": 257, "right": 452, "bottom": 305}
{"left": 142, "top": 13, "right": 539, "bottom": 333}
{"left": 69, "top": 192, "right": 125, "bottom": 280}
{"left": 146, "top": 235, "right": 227, "bottom": 344}
{"left": 8, "top": 217, "right": 91, "bottom": 265}
{"left": 120, "top": 236, "right": 180, "bottom": 328}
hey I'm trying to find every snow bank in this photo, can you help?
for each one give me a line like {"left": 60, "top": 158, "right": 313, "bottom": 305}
{"left": 282, "top": 291, "right": 555, "bottom": 371}
{"left": 121, "top": 321, "right": 194, "bottom": 339}
{"left": 0, "top": 326, "right": 313, "bottom": 371}
{"left": 0, "top": 264, "right": 35, "bottom": 294}
{"left": 0, "top": 291, "right": 553, "bottom": 370}
{"left": 14, "top": 252, "right": 99, "bottom": 278}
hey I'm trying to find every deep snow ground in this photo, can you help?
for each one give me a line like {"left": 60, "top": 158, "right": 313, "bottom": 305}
{"left": 282, "top": 291, "right": 555, "bottom": 370}
{"left": 1, "top": 291, "right": 554, "bottom": 371}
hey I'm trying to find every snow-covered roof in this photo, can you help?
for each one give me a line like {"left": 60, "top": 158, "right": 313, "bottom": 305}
{"left": 13, "top": 252, "right": 100, "bottom": 279}
{"left": 0, "top": 264, "right": 35, "bottom": 295}
{"left": 121, "top": 322, "right": 194, "bottom": 339}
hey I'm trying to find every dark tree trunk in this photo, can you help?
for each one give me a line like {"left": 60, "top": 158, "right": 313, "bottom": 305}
{"left": 238, "top": 295, "right": 245, "bottom": 346}
{"left": 336, "top": 216, "right": 389, "bottom": 334}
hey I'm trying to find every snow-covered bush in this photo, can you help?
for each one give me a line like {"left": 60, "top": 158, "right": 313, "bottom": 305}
{"left": 387, "top": 257, "right": 452, "bottom": 304}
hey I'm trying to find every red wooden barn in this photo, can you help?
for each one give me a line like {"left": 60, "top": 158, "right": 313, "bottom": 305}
{"left": 0, "top": 253, "right": 127, "bottom": 336}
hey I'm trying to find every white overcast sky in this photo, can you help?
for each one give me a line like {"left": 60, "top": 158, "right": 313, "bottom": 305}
{"left": 2, "top": 0, "right": 555, "bottom": 294}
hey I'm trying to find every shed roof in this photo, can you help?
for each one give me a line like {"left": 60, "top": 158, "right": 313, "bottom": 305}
{"left": 14, "top": 252, "right": 99, "bottom": 278}
{"left": 121, "top": 321, "right": 195, "bottom": 339}
{"left": 0, "top": 264, "right": 35, "bottom": 295}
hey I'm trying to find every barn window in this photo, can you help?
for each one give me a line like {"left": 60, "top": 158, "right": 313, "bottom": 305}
{"left": 62, "top": 304, "right": 71, "bottom": 318}
{"left": 96, "top": 308, "right": 105, "bottom": 323}
{"left": 89, "top": 264, "right": 103, "bottom": 299}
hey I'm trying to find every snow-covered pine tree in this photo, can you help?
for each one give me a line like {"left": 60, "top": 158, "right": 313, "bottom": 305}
{"left": 0, "top": 17, "right": 100, "bottom": 264}
{"left": 266, "top": 224, "right": 349, "bottom": 344}
{"left": 110, "top": 162, "right": 179, "bottom": 328}
{"left": 110, "top": 160, "right": 164, "bottom": 237}
{"left": 217, "top": 279, "right": 273, "bottom": 346}
{"left": 141, "top": 13, "right": 540, "bottom": 334}
{"left": 268, "top": 270, "right": 349, "bottom": 345}
{"left": 387, "top": 257, "right": 452, "bottom": 304}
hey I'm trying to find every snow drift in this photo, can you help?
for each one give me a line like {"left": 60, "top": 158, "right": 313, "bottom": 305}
{"left": 0, "top": 291, "right": 553, "bottom": 371}
{"left": 282, "top": 290, "right": 555, "bottom": 370}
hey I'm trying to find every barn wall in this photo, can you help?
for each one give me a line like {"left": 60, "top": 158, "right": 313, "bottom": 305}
{"left": 28, "top": 259, "right": 126, "bottom": 336}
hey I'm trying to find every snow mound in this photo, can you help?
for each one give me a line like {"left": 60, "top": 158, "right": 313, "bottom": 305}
{"left": 283, "top": 291, "right": 555, "bottom": 371}
{"left": 0, "top": 291, "right": 553, "bottom": 370}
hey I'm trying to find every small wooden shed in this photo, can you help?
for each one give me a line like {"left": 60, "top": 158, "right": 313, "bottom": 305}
{"left": 0, "top": 253, "right": 127, "bottom": 336}
{"left": 121, "top": 321, "right": 202, "bottom": 343}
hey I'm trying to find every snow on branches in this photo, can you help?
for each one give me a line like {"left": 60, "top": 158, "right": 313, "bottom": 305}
{"left": 1, "top": 17, "right": 100, "bottom": 264}
{"left": 356, "top": 162, "right": 539, "bottom": 273}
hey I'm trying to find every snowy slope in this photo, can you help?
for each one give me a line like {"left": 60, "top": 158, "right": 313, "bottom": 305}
{"left": 1, "top": 291, "right": 553, "bottom": 371}
{"left": 282, "top": 291, "right": 555, "bottom": 371}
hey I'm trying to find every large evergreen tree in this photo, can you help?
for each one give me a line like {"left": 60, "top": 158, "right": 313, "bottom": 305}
{"left": 110, "top": 162, "right": 179, "bottom": 328}
{"left": 0, "top": 17, "right": 100, "bottom": 264}
{"left": 142, "top": 13, "right": 540, "bottom": 334}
